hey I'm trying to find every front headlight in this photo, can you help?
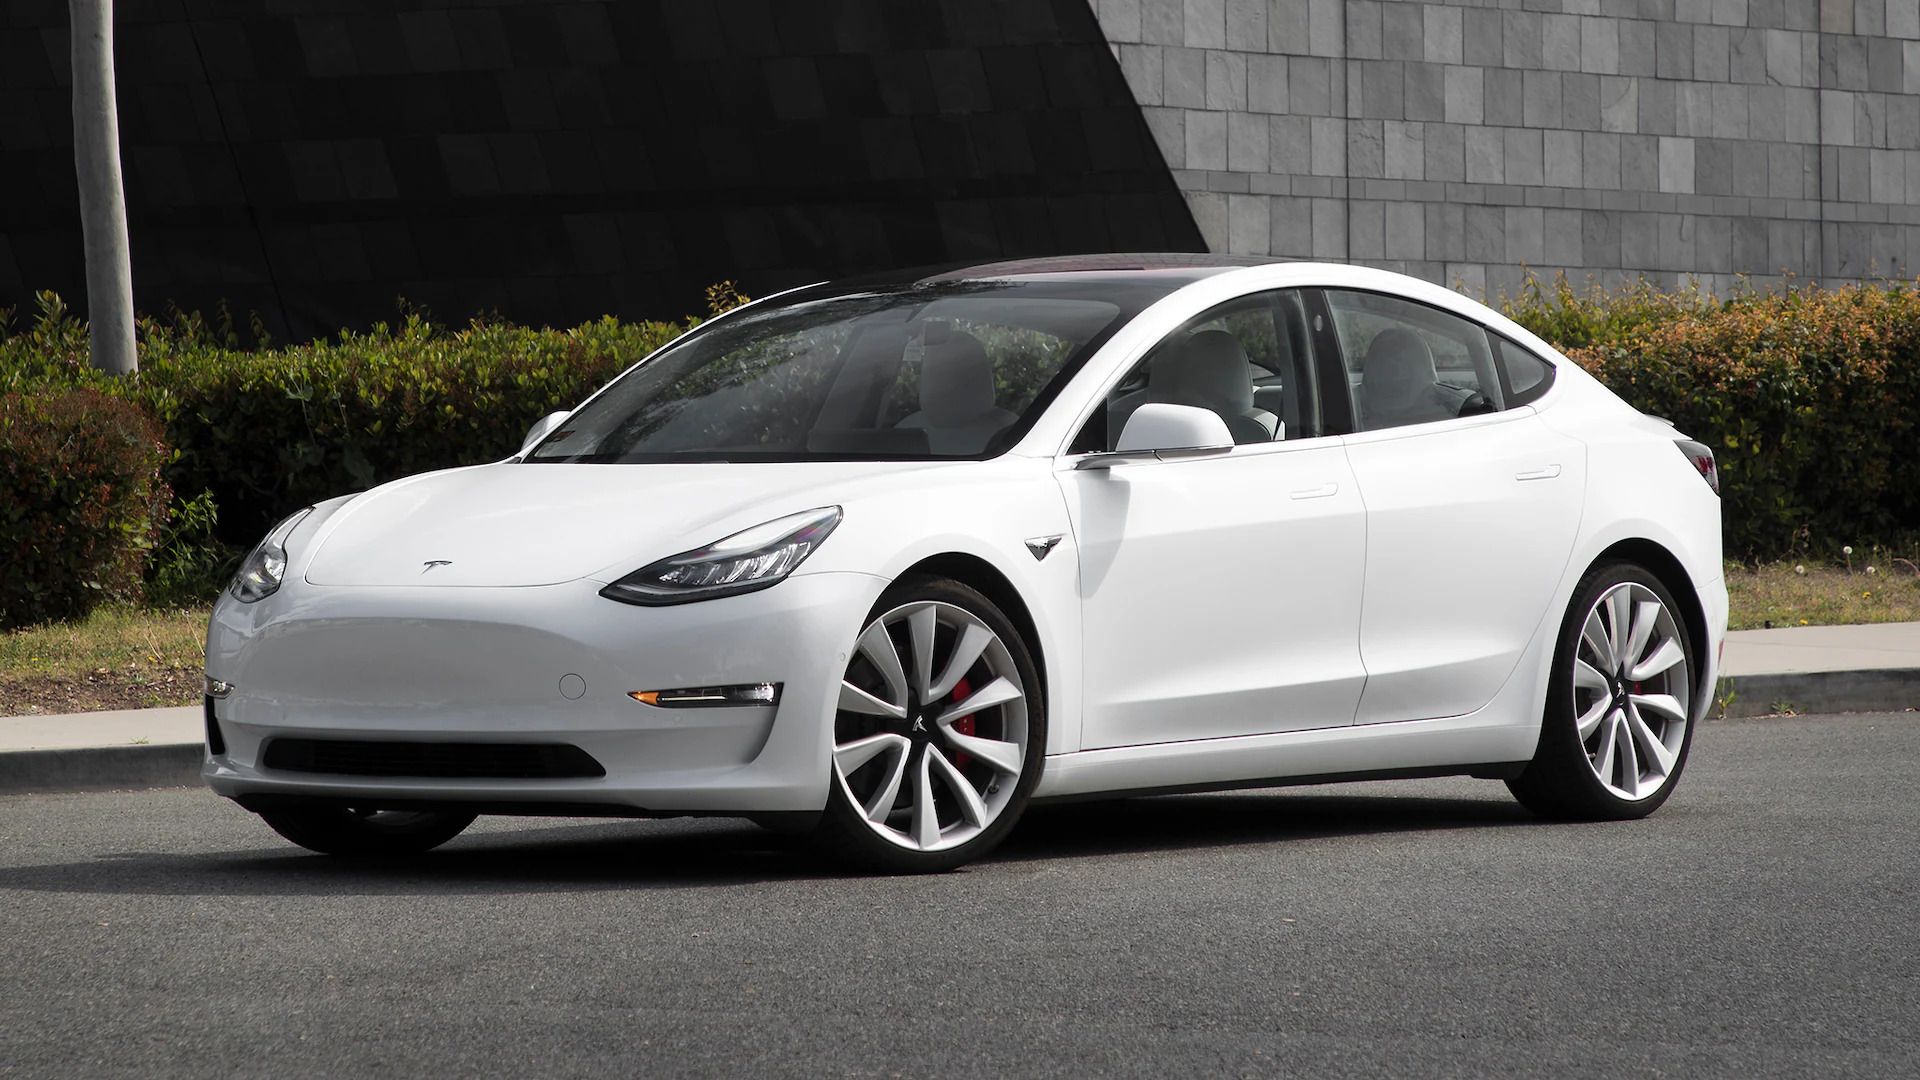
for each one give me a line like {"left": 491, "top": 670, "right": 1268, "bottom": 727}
{"left": 228, "top": 507, "right": 313, "bottom": 603}
{"left": 599, "top": 506, "right": 842, "bottom": 606}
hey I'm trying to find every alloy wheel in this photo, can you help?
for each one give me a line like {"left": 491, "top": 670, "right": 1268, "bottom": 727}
{"left": 833, "top": 600, "right": 1029, "bottom": 852}
{"left": 1571, "top": 582, "right": 1691, "bottom": 800}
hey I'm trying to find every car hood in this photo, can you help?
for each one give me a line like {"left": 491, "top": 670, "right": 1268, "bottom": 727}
{"left": 301, "top": 460, "right": 939, "bottom": 588}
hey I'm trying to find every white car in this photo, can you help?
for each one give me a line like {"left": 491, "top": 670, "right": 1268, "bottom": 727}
{"left": 203, "top": 256, "right": 1726, "bottom": 872}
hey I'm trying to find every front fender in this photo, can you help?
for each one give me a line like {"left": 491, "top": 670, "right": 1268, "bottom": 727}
{"left": 794, "top": 456, "right": 1085, "bottom": 754}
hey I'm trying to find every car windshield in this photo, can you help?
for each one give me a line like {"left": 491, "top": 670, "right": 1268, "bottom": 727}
{"left": 526, "top": 281, "right": 1149, "bottom": 463}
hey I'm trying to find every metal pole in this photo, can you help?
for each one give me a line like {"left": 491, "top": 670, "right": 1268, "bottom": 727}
{"left": 69, "top": 0, "right": 137, "bottom": 375}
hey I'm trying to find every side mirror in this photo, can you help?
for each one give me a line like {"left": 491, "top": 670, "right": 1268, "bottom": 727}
{"left": 1078, "top": 403, "right": 1234, "bottom": 469}
{"left": 519, "top": 410, "right": 570, "bottom": 454}
{"left": 1115, "top": 403, "right": 1234, "bottom": 452}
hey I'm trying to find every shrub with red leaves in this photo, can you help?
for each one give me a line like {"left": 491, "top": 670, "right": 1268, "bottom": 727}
{"left": 0, "top": 389, "right": 170, "bottom": 629}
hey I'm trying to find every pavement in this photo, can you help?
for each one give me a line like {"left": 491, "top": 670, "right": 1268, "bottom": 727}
{"left": 0, "top": 705, "right": 201, "bottom": 750}
{"left": 0, "top": 621, "right": 1915, "bottom": 795}
{"left": 0, "top": 711, "right": 1913, "bottom": 1077}
{"left": 1720, "top": 619, "right": 1920, "bottom": 674}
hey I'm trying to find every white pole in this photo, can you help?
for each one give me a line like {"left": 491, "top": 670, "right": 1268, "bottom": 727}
{"left": 69, "top": 0, "right": 137, "bottom": 376}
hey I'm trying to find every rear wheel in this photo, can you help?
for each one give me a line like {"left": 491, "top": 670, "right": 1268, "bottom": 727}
{"left": 815, "top": 576, "right": 1045, "bottom": 873}
{"left": 1508, "top": 561, "right": 1697, "bottom": 820}
{"left": 257, "top": 805, "right": 477, "bottom": 856}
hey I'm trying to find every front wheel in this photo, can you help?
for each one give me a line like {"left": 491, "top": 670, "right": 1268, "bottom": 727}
{"left": 1508, "top": 561, "right": 1698, "bottom": 820}
{"left": 814, "top": 576, "right": 1046, "bottom": 873}
{"left": 258, "top": 805, "right": 477, "bottom": 856}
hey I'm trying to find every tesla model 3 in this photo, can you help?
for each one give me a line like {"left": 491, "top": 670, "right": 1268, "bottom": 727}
{"left": 203, "top": 256, "right": 1726, "bottom": 871}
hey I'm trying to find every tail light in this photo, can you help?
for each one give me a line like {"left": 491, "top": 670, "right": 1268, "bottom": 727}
{"left": 1675, "top": 439, "right": 1718, "bottom": 495}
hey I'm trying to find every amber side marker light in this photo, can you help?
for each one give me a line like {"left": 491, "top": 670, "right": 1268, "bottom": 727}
{"left": 629, "top": 683, "right": 781, "bottom": 708}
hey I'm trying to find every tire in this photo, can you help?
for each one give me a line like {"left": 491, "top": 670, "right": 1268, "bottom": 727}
{"left": 257, "top": 805, "right": 477, "bottom": 856}
{"left": 1508, "top": 561, "right": 1698, "bottom": 820}
{"left": 814, "top": 575, "right": 1046, "bottom": 873}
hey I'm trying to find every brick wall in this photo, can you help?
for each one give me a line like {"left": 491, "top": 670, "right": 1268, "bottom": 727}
{"left": 1095, "top": 0, "right": 1920, "bottom": 297}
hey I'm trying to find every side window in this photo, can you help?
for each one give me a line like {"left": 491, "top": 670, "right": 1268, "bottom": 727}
{"left": 1324, "top": 290, "right": 1502, "bottom": 433}
{"left": 1074, "top": 290, "right": 1323, "bottom": 452}
{"left": 1490, "top": 334, "right": 1557, "bottom": 407}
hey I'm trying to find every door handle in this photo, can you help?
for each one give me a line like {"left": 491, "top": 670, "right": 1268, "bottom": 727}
{"left": 1515, "top": 464, "right": 1562, "bottom": 481}
{"left": 1289, "top": 482, "right": 1339, "bottom": 500}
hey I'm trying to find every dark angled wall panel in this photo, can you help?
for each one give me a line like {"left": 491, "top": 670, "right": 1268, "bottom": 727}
{"left": 0, "top": 0, "right": 1201, "bottom": 340}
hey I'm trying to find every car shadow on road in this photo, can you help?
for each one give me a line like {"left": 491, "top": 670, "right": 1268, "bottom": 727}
{"left": 0, "top": 787, "right": 1542, "bottom": 897}
{"left": 1000, "top": 789, "right": 1539, "bottom": 863}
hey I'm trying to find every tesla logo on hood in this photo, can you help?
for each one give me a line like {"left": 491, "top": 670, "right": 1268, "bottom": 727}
{"left": 420, "top": 560, "right": 453, "bottom": 573}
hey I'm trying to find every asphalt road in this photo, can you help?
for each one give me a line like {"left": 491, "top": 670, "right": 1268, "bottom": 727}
{"left": 1, "top": 713, "right": 1915, "bottom": 1079}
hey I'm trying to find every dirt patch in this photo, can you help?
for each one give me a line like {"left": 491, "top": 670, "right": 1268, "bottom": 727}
{"left": 0, "top": 665, "right": 202, "bottom": 715}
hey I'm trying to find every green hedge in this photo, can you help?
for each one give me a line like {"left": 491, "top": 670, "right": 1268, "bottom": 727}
{"left": 0, "top": 388, "right": 169, "bottom": 629}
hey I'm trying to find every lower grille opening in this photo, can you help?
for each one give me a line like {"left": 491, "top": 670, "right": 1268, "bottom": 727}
{"left": 261, "top": 739, "right": 606, "bottom": 780}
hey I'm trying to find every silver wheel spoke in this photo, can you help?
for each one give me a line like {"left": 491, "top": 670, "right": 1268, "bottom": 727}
{"left": 1581, "top": 612, "right": 1612, "bottom": 670}
{"left": 1625, "top": 704, "right": 1678, "bottom": 776}
{"left": 839, "top": 680, "right": 907, "bottom": 720}
{"left": 928, "top": 746, "right": 989, "bottom": 828}
{"left": 1630, "top": 692, "right": 1687, "bottom": 725}
{"left": 1629, "top": 638, "right": 1686, "bottom": 682}
{"left": 906, "top": 604, "right": 937, "bottom": 701}
{"left": 1614, "top": 714, "right": 1641, "bottom": 797}
{"left": 911, "top": 750, "right": 941, "bottom": 848}
{"left": 1624, "top": 601, "right": 1661, "bottom": 673}
{"left": 863, "top": 744, "right": 910, "bottom": 823}
{"left": 1591, "top": 708, "right": 1619, "bottom": 783}
{"left": 857, "top": 621, "right": 909, "bottom": 709}
{"left": 936, "top": 676, "right": 1023, "bottom": 726}
{"left": 1575, "top": 695, "right": 1611, "bottom": 739}
{"left": 929, "top": 623, "right": 994, "bottom": 701}
{"left": 1573, "top": 659, "right": 1609, "bottom": 692}
{"left": 943, "top": 728, "right": 1024, "bottom": 776}
{"left": 834, "top": 732, "right": 905, "bottom": 774}
{"left": 835, "top": 733, "right": 911, "bottom": 823}
{"left": 1606, "top": 589, "right": 1633, "bottom": 669}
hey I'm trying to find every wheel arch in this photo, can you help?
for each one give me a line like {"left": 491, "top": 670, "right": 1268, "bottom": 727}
{"left": 900, "top": 552, "right": 1049, "bottom": 713}
{"left": 1588, "top": 537, "right": 1710, "bottom": 703}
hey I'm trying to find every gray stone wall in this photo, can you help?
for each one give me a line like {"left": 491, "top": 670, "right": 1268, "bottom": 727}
{"left": 1094, "top": 0, "right": 1920, "bottom": 297}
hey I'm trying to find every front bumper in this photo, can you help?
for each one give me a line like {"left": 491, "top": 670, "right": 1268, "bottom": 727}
{"left": 202, "top": 571, "right": 885, "bottom": 815}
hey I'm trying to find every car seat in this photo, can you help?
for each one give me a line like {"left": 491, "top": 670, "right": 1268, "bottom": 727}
{"left": 1358, "top": 328, "right": 1478, "bottom": 429}
{"left": 896, "top": 331, "right": 1019, "bottom": 454}
{"left": 1155, "top": 330, "right": 1277, "bottom": 444}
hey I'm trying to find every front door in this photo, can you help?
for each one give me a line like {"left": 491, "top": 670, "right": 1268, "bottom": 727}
{"left": 1059, "top": 289, "right": 1368, "bottom": 749}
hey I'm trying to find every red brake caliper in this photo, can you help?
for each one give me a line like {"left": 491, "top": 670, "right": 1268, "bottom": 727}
{"left": 948, "top": 675, "right": 974, "bottom": 770}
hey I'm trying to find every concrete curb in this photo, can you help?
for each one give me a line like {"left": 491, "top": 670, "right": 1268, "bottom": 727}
{"left": 1714, "top": 669, "right": 1920, "bottom": 719}
{"left": 0, "top": 743, "right": 202, "bottom": 796}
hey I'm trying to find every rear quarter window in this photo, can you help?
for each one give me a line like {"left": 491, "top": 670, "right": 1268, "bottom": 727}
{"left": 1490, "top": 336, "right": 1557, "bottom": 407}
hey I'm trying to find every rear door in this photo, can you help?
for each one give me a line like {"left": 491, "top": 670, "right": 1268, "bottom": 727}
{"left": 1320, "top": 288, "right": 1586, "bottom": 725}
